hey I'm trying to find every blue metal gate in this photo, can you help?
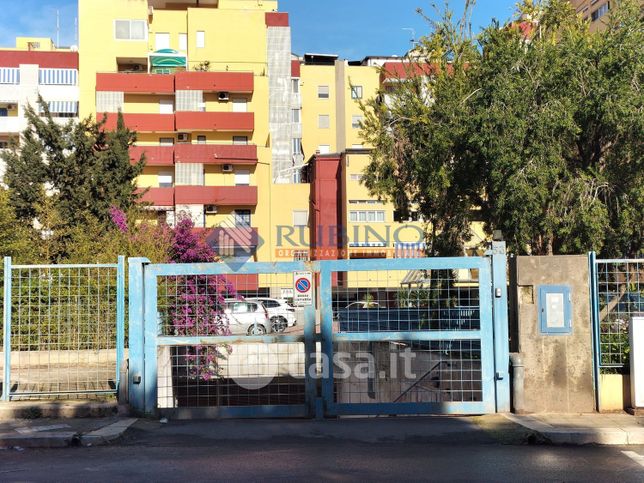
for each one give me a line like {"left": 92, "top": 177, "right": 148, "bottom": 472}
{"left": 129, "top": 242, "right": 509, "bottom": 417}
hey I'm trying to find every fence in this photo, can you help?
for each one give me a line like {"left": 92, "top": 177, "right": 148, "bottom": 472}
{"left": 590, "top": 254, "right": 644, "bottom": 372}
{"left": 2, "top": 257, "right": 125, "bottom": 400}
{"left": 129, "top": 242, "right": 509, "bottom": 418}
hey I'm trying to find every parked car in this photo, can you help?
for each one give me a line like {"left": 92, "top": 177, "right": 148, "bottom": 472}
{"left": 246, "top": 297, "right": 296, "bottom": 332}
{"left": 223, "top": 300, "right": 271, "bottom": 335}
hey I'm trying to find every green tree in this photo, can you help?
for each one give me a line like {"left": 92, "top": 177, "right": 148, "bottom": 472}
{"left": 0, "top": 188, "right": 35, "bottom": 262}
{"left": 2, "top": 101, "right": 145, "bottom": 227}
{"left": 360, "top": 0, "right": 643, "bottom": 257}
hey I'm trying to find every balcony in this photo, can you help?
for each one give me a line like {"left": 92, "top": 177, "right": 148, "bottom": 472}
{"left": 175, "top": 112, "right": 254, "bottom": 132}
{"left": 0, "top": 116, "right": 27, "bottom": 134}
{"left": 130, "top": 145, "right": 174, "bottom": 166}
{"left": 103, "top": 113, "right": 175, "bottom": 132}
{"left": 174, "top": 144, "right": 257, "bottom": 165}
{"left": 174, "top": 185, "right": 258, "bottom": 206}
{"left": 174, "top": 72, "right": 253, "bottom": 93}
{"left": 96, "top": 73, "right": 175, "bottom": 94}
{"left": 138, "top": 187, "right": 174, "bottom": 207}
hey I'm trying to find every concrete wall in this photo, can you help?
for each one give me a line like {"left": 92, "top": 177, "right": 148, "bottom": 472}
{"left": 511, "top": 255, "right": 595, "bottom": 413}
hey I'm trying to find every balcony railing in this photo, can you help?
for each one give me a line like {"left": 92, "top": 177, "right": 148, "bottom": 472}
{"left": 137, "top": 187, "right": 175, "bottom": 207}
{"left": 96, "top": 73, "right": 175, "bottom": 94}
{"left": 174, "top": 185, "right": 258, "bottom": 206}
{"left": 174, "top": 71, "right": 253, "bottom": 93}
{"left": 174, "top": 112, "right": 254, "bottom": 132}
{"left": 174, "top": 143, "right": 257, "bottom": 164}
{"left": 130, "top": 145, "right": 175, "bottom": 166}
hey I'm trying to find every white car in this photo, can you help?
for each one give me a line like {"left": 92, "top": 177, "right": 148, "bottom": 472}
{"left": 223, "top": 300, "right": 272, "bottom": 335}
{"left": 246, "top": 297, "right": 296, "bottom": 332}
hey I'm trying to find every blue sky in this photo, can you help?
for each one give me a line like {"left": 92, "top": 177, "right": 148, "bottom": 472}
{"left": 0, "top": 0, "right": 518, "bottom": 58}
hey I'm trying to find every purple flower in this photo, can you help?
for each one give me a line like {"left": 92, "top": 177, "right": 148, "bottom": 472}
{"left": 109, "top": 206, "right": 129, "bottom": 233}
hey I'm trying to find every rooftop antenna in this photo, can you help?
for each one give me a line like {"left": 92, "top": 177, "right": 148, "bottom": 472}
{"left": 56, "top": 10, "right": 60, "bottom": 47}
{"left": 402, "top": 27, "right": 416, "bottom": 47}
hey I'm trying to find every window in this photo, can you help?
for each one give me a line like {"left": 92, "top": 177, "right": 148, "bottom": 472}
{"left": 155, "top": 32, "right": 170, "bottom": 50}
{"left": 235, "top": 169, "right": 250, "bottom": 186}
{"left": 159, "top": 137, "right": 174, "bottom": 146}
{"left": 349, "top": 174, "right": 363, "bottom": 181}
{"left": 293, "top": 210, "right": 308, "bottom": 227}
{"left": 179, "top": 33, "right": 187, "bottom": 51}
{"left": 292, "top": 109, "right": 300, "bottom": 123}
{"left": 233, "top": 136, "right": 248, "bottom": 145}
{"left": 196, "top": 31, "right": 205, "bottom": 48}
{"left": 234, "top": 209, "right": 251, "bottom": 227}
{"left": 351, "top": 85, "right": 363, "bottom": 99}
{"left": 158, "top": 171, "right": 173, "bottom": 188}
{"left": 114, "top": 20, "right": 146, "bottom": 40}
{"left": 159, "top": 99, "right": 173, "bottom": 114}
{"left": 318, "top": 145, "right": 330, "bottom": 154}
{"left": 318, "top": 85, "right": 329, "bottom": 99}
{"left": 352, "top": 115, "right": 363, "bottom": 129}
{"left": 0, "top": 140, "right": 8, "bottom": 149}
{"left": 591, "top": 2, "right": 609, "bottom": 21}
{"left": 0, "top": 108, "right": 7, "bottom": 117}
{"left": 291, "top": 79, "right": 299, "bottom": 94}
{"left": 232, "top": 98, "right": 247, "bottom": 113}
{"left": 318, "top": 114, "right": 330, "bottom": 129}
{"left": 349, "top": 210, "right": 385, "bottom": 223}
{"left": 197, "top": 135, "right": 206, "bottom": 144}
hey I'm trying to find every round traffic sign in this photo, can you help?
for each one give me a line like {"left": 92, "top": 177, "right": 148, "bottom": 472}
{"left": 295, "top": 277, "right": 311, "bottom": 293}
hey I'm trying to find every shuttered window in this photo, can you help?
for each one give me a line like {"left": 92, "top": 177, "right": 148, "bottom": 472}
{"left": 39, "top": 69, "right": 78, "bottom": 85}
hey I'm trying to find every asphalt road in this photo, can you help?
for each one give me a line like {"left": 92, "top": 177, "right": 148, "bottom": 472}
{"left": 0, "top": 429, "right": 643, "bottom": 482}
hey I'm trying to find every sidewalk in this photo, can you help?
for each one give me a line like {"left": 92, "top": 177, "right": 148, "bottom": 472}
{"left": 504, "top": 412, "right": 644, "bottom": 445}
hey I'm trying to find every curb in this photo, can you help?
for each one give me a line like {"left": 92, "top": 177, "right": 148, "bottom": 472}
{"left": 80, "top": 418, "right": 138, "bottom": 446}
{"left": 0, "top": 418, "right": 138, "bottom": 449}
{"left": 0, "top": 402, "right": 126, "bottom": 420}
{"left": 502, "top": 414, "right": 644, "bottom": 445}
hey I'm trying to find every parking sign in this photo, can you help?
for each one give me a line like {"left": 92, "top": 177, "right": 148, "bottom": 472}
{"left": 293, "top": 271, "right": 313, "bottom": 306}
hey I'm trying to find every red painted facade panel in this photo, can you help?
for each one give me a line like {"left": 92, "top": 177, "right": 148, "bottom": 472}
{"left": 138, "top": 187, "right": 174, "bottom": 207}
{"left": 174, "top": 185, "right": 258, "bottom": 206}
{"left": 225, "top": 274, "right": 259, "bottom": 292}
{"left": 174, "top": 72, "right": 254, "bottom": 93}
{"left": 174, "top": 144, "right": 258, "bottom": 165}
{"left": 0, "top": 50, "right": 78, "bottom": 68}
{"left": 130, "top": 145, "right": 174, "bottom": 166}
{"left": 175, "top": 112, "right": 254, "bottom": 132}
{"left": 103, "top": 113, "right": 175, "bottom": 132}
{"left": 291, "top": 60, "right": 301, "bottom": 78}
{"left": 265, "top": 12, "right": 289, "bottom": 27}
{"left": 96, "top": 73, "right": 175, "bottom": 93}
{"left": 309, "top": 155, "right": 342, "bottom": 261}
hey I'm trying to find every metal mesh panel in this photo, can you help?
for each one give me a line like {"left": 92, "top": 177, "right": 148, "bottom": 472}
{"left": 5, "top": 265, "right": 120, "bottom": 398}
{"left": 176, "top": 90, "right": 202, "bottom": 112}
{"left": 333, "top": 268, "right": 480, "bottom": 333}
{"left": 155, "top": 272, "right": 308, "bottom": 410}
{"left": 595, "top": 259, "right": 643, "bottom": 368}
{"left": 333, "top": 340, "right": 482, "bottom": 404}
{"left": 96, "top": 91, "right": 124, "bottom": 113}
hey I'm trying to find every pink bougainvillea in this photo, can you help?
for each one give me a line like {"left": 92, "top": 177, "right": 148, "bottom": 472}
{"left": 110, "top": 209, "right": 235, "bottom": 381}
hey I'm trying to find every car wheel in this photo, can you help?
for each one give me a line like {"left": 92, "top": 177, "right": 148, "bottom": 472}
{"left": 271, "top": 316, "right": 288, "bottom": 333}
{"left": 248, "top": 324, "right": 267, "bottom": 336}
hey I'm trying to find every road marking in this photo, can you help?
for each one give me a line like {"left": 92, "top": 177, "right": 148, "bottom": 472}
{"left": 622, "top": 451, "right": 644, "bottom": 468}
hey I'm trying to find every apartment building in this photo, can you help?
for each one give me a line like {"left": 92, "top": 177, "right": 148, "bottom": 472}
{"left": 570, "top": 0, "right": 643, "bottom": 32}
{"left": 0, "top": 37, "right": 79, "bottom": 178}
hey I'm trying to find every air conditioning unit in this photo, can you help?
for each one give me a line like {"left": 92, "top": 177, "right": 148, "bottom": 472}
{"left": 177, "top": 133, "right": 190, "bottom": 142}
{"left": 205, "top": 205, "right": 218, "bottom": 214}
{"left": 222, "top": 164, "right": 233, "bottom": 173}
{"left": 6, "top": 104, "right": 15, "bottom": 110}
{"left": 132, "top": 64, "right": 143, "bottom": 72}
{"left": 218, "top": 92, "right": 230, "bottom": 101}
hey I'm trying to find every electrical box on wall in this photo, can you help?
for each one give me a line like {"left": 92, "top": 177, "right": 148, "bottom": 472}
{"left": 538, "top": 285, "right": 572, "bottom": 335}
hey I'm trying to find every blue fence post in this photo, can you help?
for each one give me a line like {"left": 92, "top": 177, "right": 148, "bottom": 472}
{"left": 128, "top": 257, "right": 150, "bottom": 414}
{"left": 115, "top": 256, "right": 126, "bottom": 395}
{"left": 143, "top": 267, "right": 159, "bottom": 416}
{"left": 588, "top": 251, "right": 601, "bottom": 411}
{"left": 319, "top": 263, "right": 334, "bottom": 417}
{"left": 491, "top": 241, "right": 511, "bottom": 412}
{"left": 2, "top": 257, "right": 11, "bottom": 401}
